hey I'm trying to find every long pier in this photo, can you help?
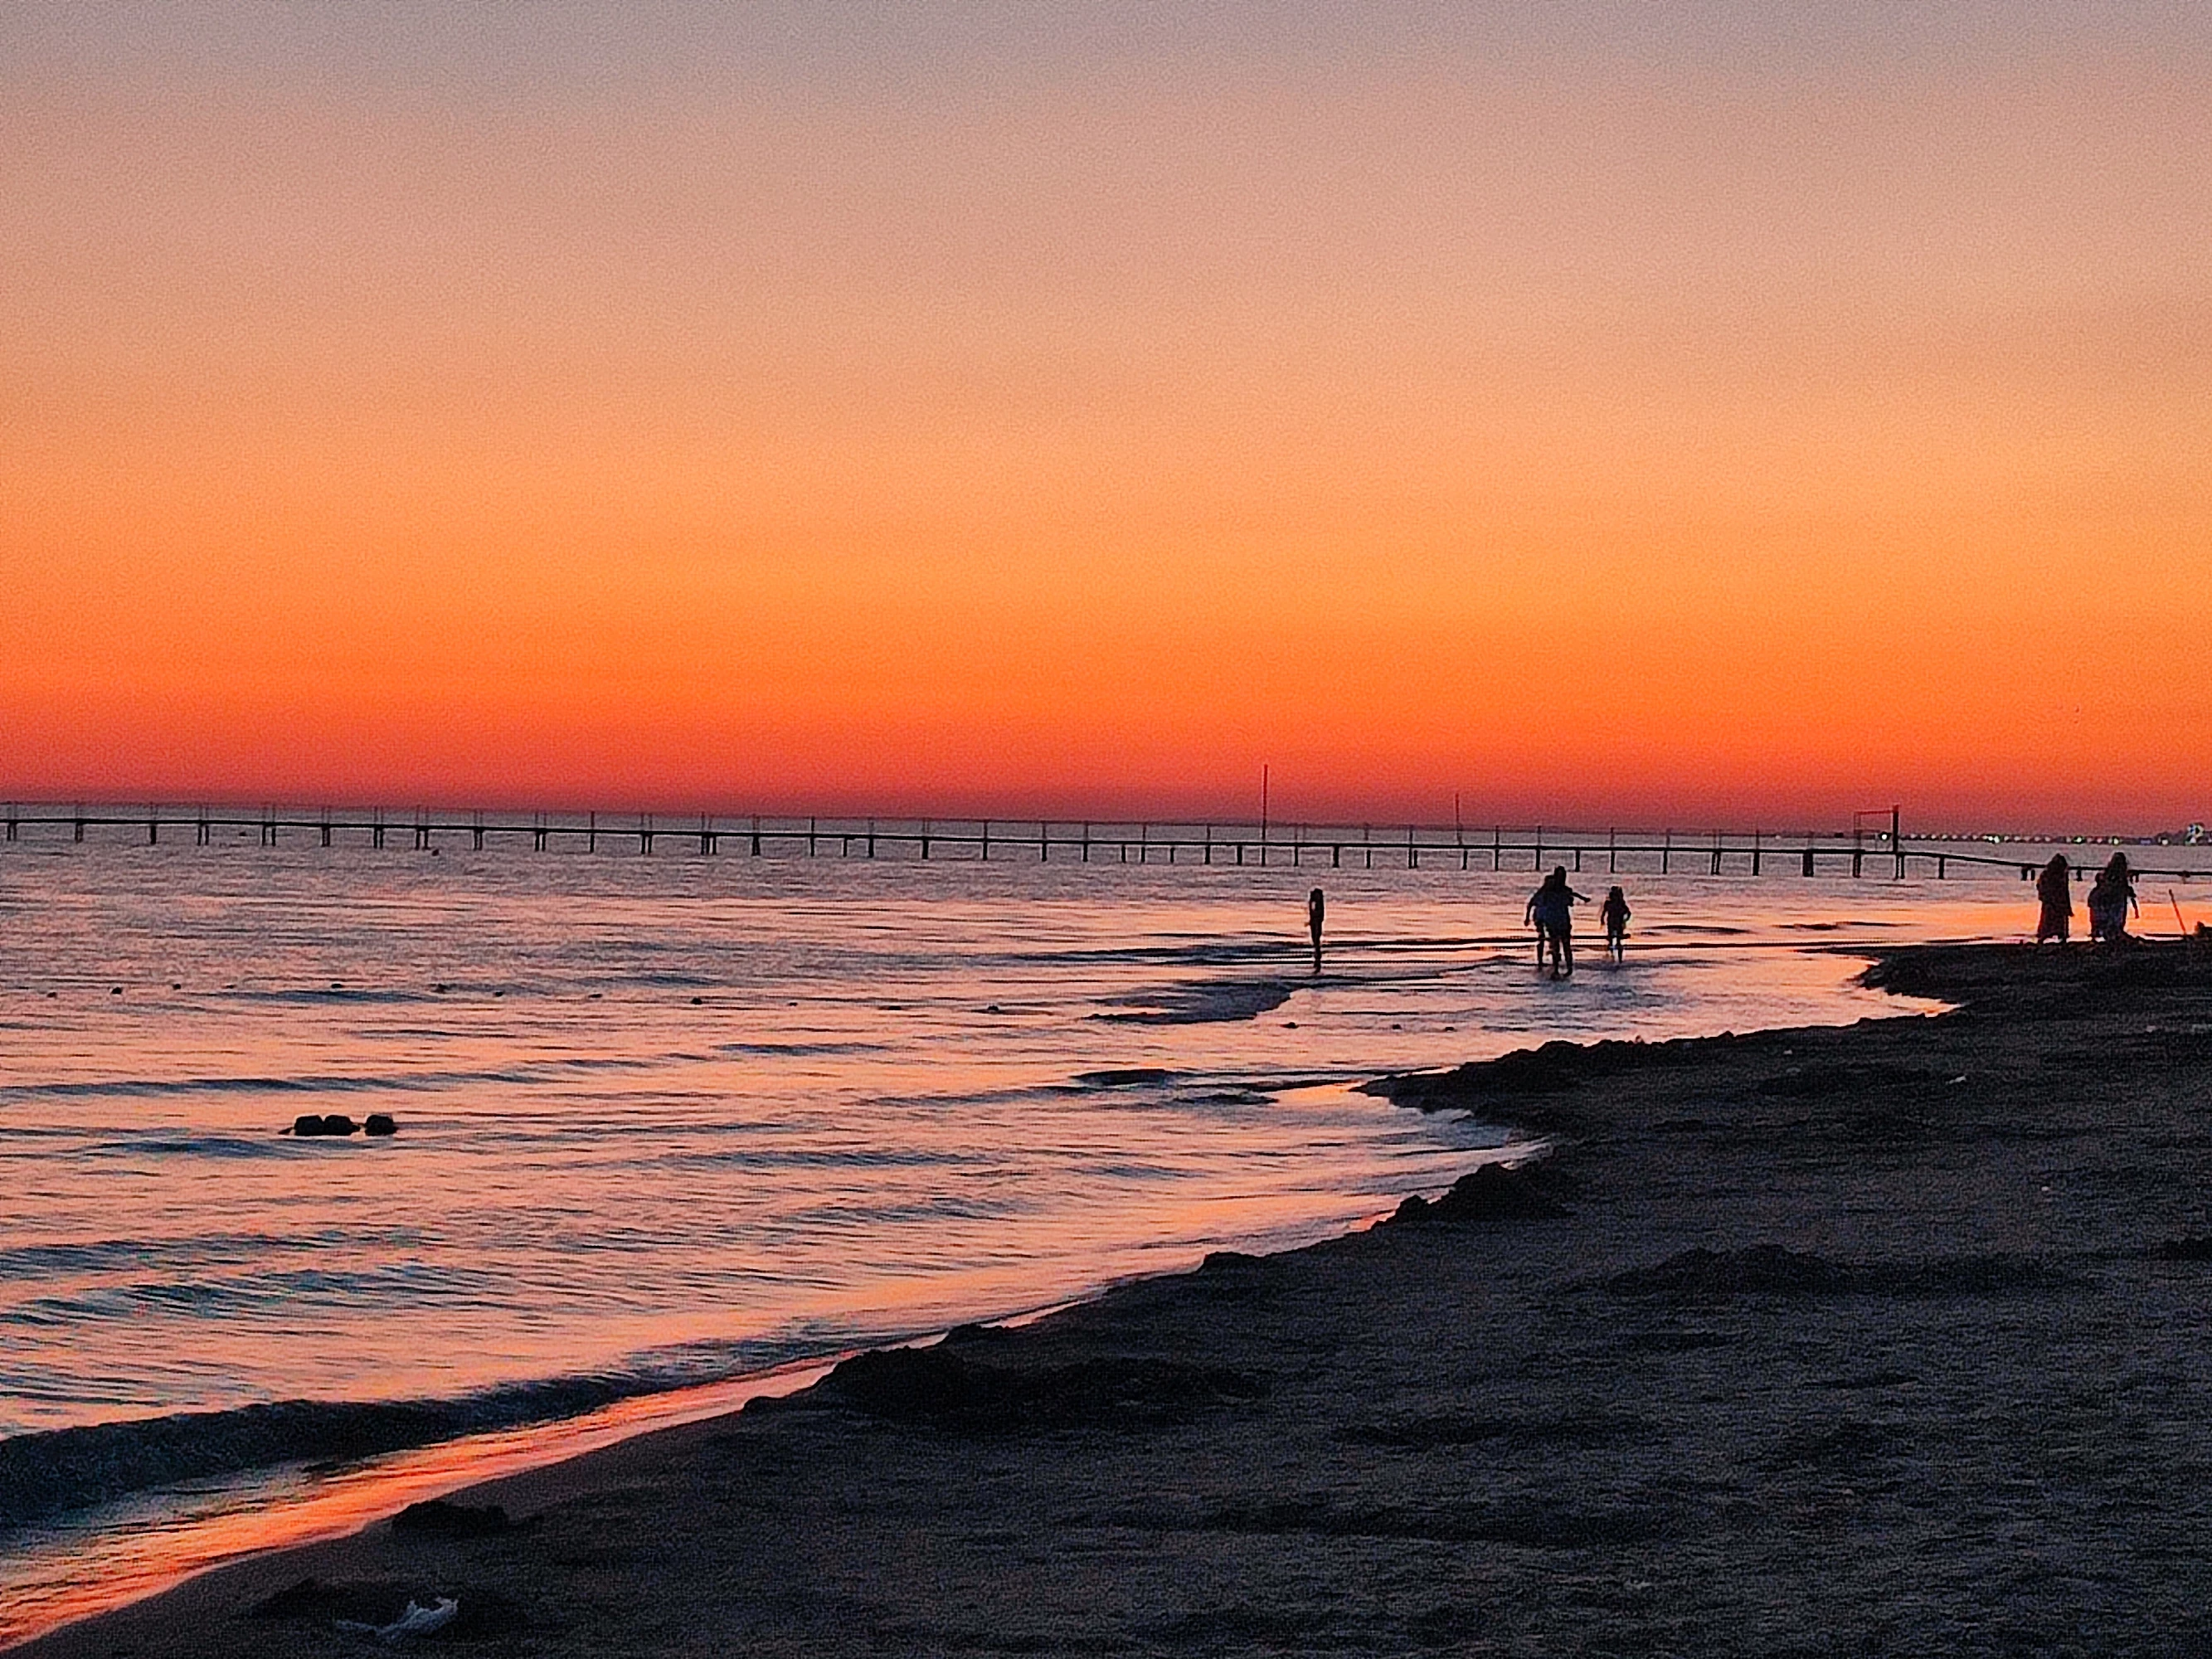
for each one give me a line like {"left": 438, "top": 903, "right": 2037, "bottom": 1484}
{"left": 2, "top": 805, "right": 2204, "bottom": 883}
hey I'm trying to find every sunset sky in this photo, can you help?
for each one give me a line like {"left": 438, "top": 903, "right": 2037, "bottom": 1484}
{"left": 4, "top": 3, "right": 2207, "bottom": 830}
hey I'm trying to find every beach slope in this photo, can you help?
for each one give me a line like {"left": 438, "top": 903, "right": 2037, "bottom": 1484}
{"left": 22, "top": 943, "right": 2212, "bottom": 1656}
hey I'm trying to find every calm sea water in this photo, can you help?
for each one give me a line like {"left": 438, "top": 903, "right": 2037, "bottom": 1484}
{"left": 2, "top": 831, "right": 2204, "bottom": 1640}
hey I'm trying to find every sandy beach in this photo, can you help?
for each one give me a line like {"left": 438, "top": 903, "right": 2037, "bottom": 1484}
{"left": 21, "top": 941, "right": 2212, "bottom": 1657}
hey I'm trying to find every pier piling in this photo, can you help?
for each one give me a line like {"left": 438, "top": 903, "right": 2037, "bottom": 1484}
{"left": 2, "top": 807, "right": 2131, "bottom": 891}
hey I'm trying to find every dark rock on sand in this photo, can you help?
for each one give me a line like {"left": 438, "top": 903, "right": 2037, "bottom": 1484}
{"left": 391, "top": 1499, "right": 512, "bottom": 1538}
{"left": 1387, "top": 1160, "right": 1566, "bottom": 1225}
{"left": 1380, "top": 1035, "right": 1684, "bottom": 1108}
{"left": 1602, "top": 1243, "right": 1844, "bottom": 1297}
{"left": 812, "top": 1344, "right": 1266, "bottom": 1428}
{"left": 250, "top": 1578, "right": 421, "bottom": 1623}
{"left": 1753, "top": 1060, "right": 1942, "bottom": 1096}
{"left": 1601, "top": 1244, "right": 2064, "bottom": 1301}
{"left": 1343, "top": 1408, "right": 1641, "bottom": 1451}
{"left": 1158, "top": 1494, "right": 1673, "bottom": 1549}
{"left": 1198, "top": 1249, "right": 1263, "bottom": 1272}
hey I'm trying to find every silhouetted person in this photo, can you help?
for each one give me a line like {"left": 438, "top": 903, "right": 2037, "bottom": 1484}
{"left": 1529, "top": 866, "right": 1587, "bottom": 980}
{"left": 1523, "top": 882, "right": 1550, "bottom": 967}
{"left": 2087, "top": 852, "right": 2138, "bottom": 945}
{"left": 1306, "top": 888, "right": 1325, "bottom": 976}
{"left": 1599, "top": 885, "right": 1631, "bottom": 963}
{"left": 2035, "top": 854, "right": 2073, "bottom": 943}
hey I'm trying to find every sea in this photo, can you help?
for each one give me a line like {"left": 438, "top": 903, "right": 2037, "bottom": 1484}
{"left": 3, "top": 825, "right": 2207, "bottom": 1642}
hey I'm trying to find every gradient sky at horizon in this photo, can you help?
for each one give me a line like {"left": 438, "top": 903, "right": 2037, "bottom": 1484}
{"left": 5, "top": 2, "right": 2208, "bottom": 830}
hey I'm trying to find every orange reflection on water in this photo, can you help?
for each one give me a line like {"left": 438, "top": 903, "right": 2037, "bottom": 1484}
{"left": 0, "top": 1357, "right": 837, "bottom": 1651}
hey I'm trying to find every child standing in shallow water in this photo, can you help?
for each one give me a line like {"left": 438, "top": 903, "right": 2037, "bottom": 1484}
{"left": 1600, "top": 886, "right": 1631, "bottom": 963}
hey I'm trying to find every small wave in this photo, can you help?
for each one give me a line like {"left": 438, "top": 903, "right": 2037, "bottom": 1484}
{"left": 226, "top": 988, "right": 436, "bottom": 1006}
{"left": 0, "top": 1064, "right": 595, "bottom": 1105}
{"left": 0, "top": 1383, "right": 620, "bottom": 1533}
{"left": 714, "top": 1041, "right": 889, "bottom": 1058}
{"left": 0, "top": 1340, "right": 854, "bottom": 1533}
{"left": 6, "top": 1261, "right": 505, "bottom": 1326}
{"left": 779, "top": 1194, "right": 1023, "bottom": 1228}
{"left": 0, "top": 1229, "right": 415, "bottom": 1282}
{"left": 1006, "top": 937, "right": 1285, "bottom": 970}
{"left": 83, "top": 1136, "right": 291, "bottom": 1161}
{"left": 645, "top": 1144, "right": 991, "bottom": 1174}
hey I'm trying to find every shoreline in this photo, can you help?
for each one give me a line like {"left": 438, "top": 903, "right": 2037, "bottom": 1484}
{"left": 21, "top": 941, "right": 2212, "bottom": 1655}
{"left": 0, "top": 1075, "right": 1514, "bottom": 1652}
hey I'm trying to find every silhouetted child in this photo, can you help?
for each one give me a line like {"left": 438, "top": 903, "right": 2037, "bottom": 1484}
{"left": 2035, "top": 854, "right": 2073, "bottom": 943}
{"left": 2087, "top": 853, "right": 2137, "bottom": 945}
{"left": 1306, "top": 888, "right": 1325, "bottom": 976}
{"left": 1599, "top": 885, "right": 1631, "bottom": 962}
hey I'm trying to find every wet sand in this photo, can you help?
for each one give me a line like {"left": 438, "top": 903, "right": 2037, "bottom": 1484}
{"left": 22, "top": 942, "right": 2212, "bottom": 1657}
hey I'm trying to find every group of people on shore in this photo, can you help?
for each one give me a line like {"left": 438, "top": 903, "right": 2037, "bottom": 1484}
{"left": 2035, "top": 852, "right": 2141, "bottom": 945}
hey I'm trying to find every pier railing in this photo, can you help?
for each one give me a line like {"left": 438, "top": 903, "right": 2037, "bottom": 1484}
{"left": 2, "top": 805, "right": 2205, "bottom": 882}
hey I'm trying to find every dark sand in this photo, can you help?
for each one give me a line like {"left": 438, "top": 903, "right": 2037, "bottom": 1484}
{"left": 22, "top": 943, "right": 2212, "bottom": 1657}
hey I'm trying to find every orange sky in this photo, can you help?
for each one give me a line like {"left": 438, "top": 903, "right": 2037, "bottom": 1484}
{"left": 4, "top": 9, "right": 2208, "bottom": 830}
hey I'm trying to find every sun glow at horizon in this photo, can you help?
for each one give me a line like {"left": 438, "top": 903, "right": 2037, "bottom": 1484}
{"left": 5, "top": 8, "right": 2208, "bottom": 831}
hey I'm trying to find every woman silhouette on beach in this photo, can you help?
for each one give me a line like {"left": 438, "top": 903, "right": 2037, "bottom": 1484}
{"left": 1529, "top": 867, "right": 1586, "bottom": 980}
{"left": 2087, "top": 853, "right": 2138, "bottom": 945}
{"left": 2035, "top": 855, "right": 2073, "bottom": 943}
{"left": 1599, "top": 885, "right": 1631, "bottom": 963}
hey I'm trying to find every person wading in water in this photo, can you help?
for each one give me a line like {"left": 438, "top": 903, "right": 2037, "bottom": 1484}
{"left": 1599, "top": 885, "right": 1631, "bottom": 963}
{"left": 1529, "top": 867, "right": 1587, "bottom": 980}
